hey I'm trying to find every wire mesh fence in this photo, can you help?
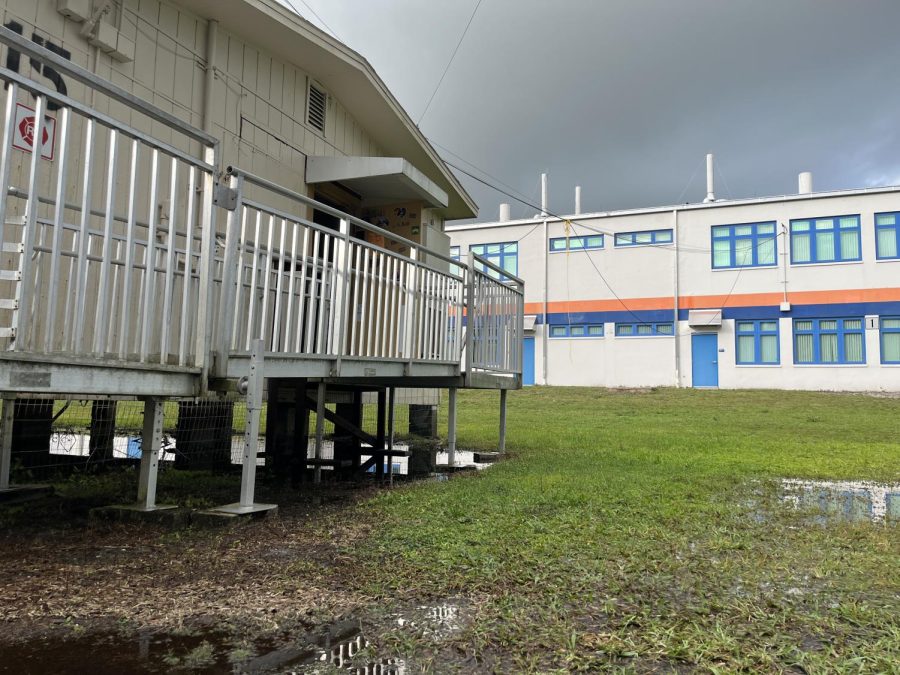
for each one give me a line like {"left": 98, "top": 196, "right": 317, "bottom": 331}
{"left": 6, "top": 391, "right": 442, "bottom": 485}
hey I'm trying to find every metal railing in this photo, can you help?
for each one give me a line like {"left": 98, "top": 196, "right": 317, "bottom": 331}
{"left": 0, "top": 26, "right": 521, "bottom": 388}
{"left": 465, "top": 254, "right": 525, "bottom": 377}
{"left": 214, "top": 168, "right": 469, "bottom": 373}
{"left": 0, "top": 27, "right": 218, "bottom": 370}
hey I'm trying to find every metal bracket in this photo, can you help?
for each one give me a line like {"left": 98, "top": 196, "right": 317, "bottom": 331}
{"left": 213, "top": 184, "right": 238, "bottom": 210}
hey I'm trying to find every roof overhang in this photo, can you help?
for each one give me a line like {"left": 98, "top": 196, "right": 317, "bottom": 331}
{"left": 306, "top": 156, "right": 448, "bottom": 208}
{"left": 176, "top": 0, "right": 477, "bottom": 220}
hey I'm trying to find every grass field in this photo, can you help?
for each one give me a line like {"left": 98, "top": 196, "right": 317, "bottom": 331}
{"left": 3, "top": 387, "right": 898, "bottom": 673}
{"left": 348, "top": 387, "right": 900, "bottom": 672}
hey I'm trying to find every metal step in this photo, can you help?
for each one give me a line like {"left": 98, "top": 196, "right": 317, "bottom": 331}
{"left": 0, "top": 242, "right": 22, "bottom": 254}
{"left": 0, "top": 299, "right": 16, "bottom": 310}
{"left": 0, "top": 270, "right": 20, "bottom": 281}
{"left": 0, "top": 327, "right": 15, "bottom": 338}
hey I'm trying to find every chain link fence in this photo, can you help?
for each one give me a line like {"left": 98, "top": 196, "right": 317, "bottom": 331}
{"left": 5, "top": 390, "right": 441, "bottom": 486}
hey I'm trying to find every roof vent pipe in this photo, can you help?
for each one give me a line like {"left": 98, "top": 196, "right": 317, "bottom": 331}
{"left": 703, "top": 153, "right": 715, "bottom": 203}
{"left": 499, "top": 203, "right": 511, "bottom": 222}
{"left": 575, "top": 185, "right": 582, "bottom": 215}
{"left": 541, "top": 173, "right": 548, "bottom": 217}
{"left": 798, "top": 172, "right": 813, "bottom": 194}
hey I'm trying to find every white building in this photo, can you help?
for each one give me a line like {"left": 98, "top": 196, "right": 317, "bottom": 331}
{"left": 449, "top": 165, "right": 900, "bottom": 391}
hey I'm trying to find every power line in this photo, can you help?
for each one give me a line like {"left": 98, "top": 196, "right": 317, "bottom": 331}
{"left": 417, "top": 0, "right": 484, "bottom": 125}
{"left": 281, "top": 0, "right": 342, "bottom": 41}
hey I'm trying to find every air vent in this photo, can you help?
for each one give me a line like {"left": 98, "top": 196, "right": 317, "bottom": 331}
{"left": 307, "top": 82, "right": 327, "bottom": 133}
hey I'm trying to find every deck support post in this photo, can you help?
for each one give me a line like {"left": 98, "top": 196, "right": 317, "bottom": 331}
{"left": 136, "top": 398, "right": 164, "bottom": 510}
{"left": 447, "top": 387, "right": 458, "bottom": 467}
{"left": 387, "top": 387, "right": 395, "bottom": 484}
{"left": 0, "top": 396, "right": 13, "bottom": 490}
{"left": 375, "top": 388, "right": 386, "bottom": 477}
{"left": 239, "top": 339, "right": 265, "bottom": 506}
{"left": 209, "top": 339, "right": 276, "bottom": 516}
{"left": 499, "top": 389, "right": 507, "bottom": 454}
{"left": 314, "top": 380, "right": 326, "bottom": 484}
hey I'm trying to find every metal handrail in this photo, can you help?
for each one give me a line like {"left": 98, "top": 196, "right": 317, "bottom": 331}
{"left": 0, "top": 25, "right": 217, "bottom": 147}
{"left": 227, "top": 166, "right": 460, "bottom": 270}
{"left": 471, "top": 252, "right": 525, "bottom": 289}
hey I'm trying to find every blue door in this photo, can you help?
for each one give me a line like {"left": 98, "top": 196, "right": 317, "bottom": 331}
{"left": 522, "top": 336, "right": 535, "bottom": 385}
{"left": 691, "top": 333, "right": 719, "bottom": 387}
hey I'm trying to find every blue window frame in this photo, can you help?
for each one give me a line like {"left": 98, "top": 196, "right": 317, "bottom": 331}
{"left": 881, "top": 317, "right": 900, "bottom": 363}
{"left": 549, "top": 323, "right": 604, "bottom": 338}
{"left": 793, "top": 318, "right": 865, "bottom": 364}
{"left": 549, "top": 234, "right": 603, "bottom": 252}
{"left": 711, "top": 222, "right": 777, "bottom": 269}
{"left": 614, "top": 229, "right": 673, "bottom": 247}
{"left": 790, "top": 215, "right": 861, "bottom": 264}
{"left": 735, "top": 320, "right": 780, "bottom": 364}
{"left": 875, "top": 212, "right": 900, "bottom": 260}
{"left": 470, "top": 242, "right": 517, "bottom": 278}
{"left": 615, "top": 321, "right": 674, "bottom": 336}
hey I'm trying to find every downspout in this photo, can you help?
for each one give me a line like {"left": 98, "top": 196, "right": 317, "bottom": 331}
{"left": 202, "top": 19, "right": 218, "bottom": 135}
{"left": 673, "top": 208, "right": 681, "bottom": 387}
{"left": 542, "top": 217, "right": 549, "bottom": 384}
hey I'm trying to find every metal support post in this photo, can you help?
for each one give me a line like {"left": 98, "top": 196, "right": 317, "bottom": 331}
{"left": 314, "top": 380, "right": 326, "bottom": 484}
{"left": 0, "top": 397, "right": 13, "bottom": 490}
{"left": 447, "top": 387, "right": 457, "bottom": 467}
{"left": 239, "top": 339, "right": 265, "bottom": 506}
{"left": 208, "top": 339, "right": 276, "bottom": 516}
{"left": 376, "top": 388, "right": 386, "bottom": 477}
{"left": 499, "top": 389, "right": 507, "bottom": 455}
{"left": 387, "top": 387, "right": 395, "bottom": 485}
{"left": 137, "top": 398, "right": 164, "bottom": 510}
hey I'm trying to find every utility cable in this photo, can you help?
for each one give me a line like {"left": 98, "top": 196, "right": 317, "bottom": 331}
{"left": 417, "top": 0, "right": 484, "bottom": 125}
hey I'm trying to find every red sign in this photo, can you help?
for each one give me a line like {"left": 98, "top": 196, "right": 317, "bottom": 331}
{"left": 13, "top": 103, "right": 56, "bottom": 160}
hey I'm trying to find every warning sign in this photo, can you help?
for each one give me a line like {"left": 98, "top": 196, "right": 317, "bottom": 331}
{"left": 13, "top": 103, "right": 56, "bottom": 160}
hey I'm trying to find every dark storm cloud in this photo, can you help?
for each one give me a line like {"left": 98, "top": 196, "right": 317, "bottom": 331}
{"left": 283, "top": 0, "right": 900, "bottom": 220}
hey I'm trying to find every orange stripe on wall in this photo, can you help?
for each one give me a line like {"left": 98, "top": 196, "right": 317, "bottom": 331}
{"left": 523, "top": 287, "right": 900, "bottom": 316}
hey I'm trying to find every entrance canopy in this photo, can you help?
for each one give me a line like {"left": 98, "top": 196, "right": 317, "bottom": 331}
{"left": 306, "top": 156, "right": 449, "bottom": 209}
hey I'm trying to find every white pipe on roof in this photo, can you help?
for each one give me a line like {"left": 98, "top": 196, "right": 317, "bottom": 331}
{"left": 799, "top": 172, "right": 813, "bottom": 194}
{"left": 704, "top": 153, "right": 715, "bottom": 203}
{"left": 575, "top": 185, "right": 582, "bottom": 215}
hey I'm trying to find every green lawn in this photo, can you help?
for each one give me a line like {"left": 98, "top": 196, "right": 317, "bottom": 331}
{"left": 348, "top": 387, "right": 900, "bottom": 672}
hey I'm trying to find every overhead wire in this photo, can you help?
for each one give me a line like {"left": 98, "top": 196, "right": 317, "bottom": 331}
{"left": 416, "top": 0, "right": 484, "bottom": 125}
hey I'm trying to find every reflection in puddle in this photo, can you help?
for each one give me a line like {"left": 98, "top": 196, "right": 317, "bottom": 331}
{"left": 781, "top": 479, "right": 900, "bottom": 523}
{"left": 309, "top": 632, "right": 406, "bottom": 674}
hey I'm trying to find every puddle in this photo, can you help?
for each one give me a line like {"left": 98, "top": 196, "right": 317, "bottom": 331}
{"left": 0, "top": 602, "right": 467, "bottom": 674}
{"left": 780, "top": 478, "right": 900, "bottom": 523}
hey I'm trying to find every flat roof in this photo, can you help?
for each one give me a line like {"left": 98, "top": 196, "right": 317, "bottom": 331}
{"left": 446, "top": 183, "right": 900, "bottom": 232}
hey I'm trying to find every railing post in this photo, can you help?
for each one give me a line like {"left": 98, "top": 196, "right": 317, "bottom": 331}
{"left": 464, "top": 256, "right": 476, "bottom": 382}
{"left": 11, "top": 95, "right": 47, "bottom": 351}
{"left": 404, "top": 248, "right": 419, "bottom": 367}
{"left": 213, "top": 172, "right": 243, "bottom": 377}
{"left": 195, "top": 146, "right": 218, "bottom": 386}
{"left": 314, "top": 380, "right": 326, "bottom": 484}
{"left": 517, "top": 282, "right": 525, "bottom": 382}
{"left": 332, "top": 219, "right": 352, "bottom": 375}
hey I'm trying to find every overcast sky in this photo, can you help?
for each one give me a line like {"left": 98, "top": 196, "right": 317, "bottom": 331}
{"left": 280, "top": 0, "right": 900, "bottom": 221}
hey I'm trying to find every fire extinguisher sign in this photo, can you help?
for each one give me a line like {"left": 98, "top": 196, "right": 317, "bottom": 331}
{"left": 12, "top": 102, "right": 56, "bottom": 161}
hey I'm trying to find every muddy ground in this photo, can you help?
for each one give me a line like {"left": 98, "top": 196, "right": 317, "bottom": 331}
{"left": 0, "top": 479, "right": 478, "bottom": 673}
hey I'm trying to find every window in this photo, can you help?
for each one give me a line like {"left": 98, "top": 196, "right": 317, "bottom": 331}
{"left": 881, "top": 317, "right": 900, "bottom": 363}
{"left": 615, "top": 321, "right": 674, "bottom": 336}
{"left": 711, "top": 222, "right": 777, "bottom": 268}
{"left": 614, "top": 229, "right": 673, "bottom": 247}
{"left": 790, "top": 215, "right": 861, "bottom": 264}
{"left": 449, "top": 245, "right": 461, "bottom": 276}
{"left": 307, "top": 81, "right": 327, "bottom": 132}
{"left": 470, "top": 242, "right": 517, "bottom": 278}
{"left": 735, "top": 320, "right": 779, "bottom": 364}
{"left": 875, "top": 212, "right": 900, "bottom": 260}
{"left": 548, "top": 323, "right": 604, "bottom": 338}
{"left": 549, "top": 234, "right": 603, "bottom": 252}
{"left": 793, "top": 318, "right": 865, "bottom": 364}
